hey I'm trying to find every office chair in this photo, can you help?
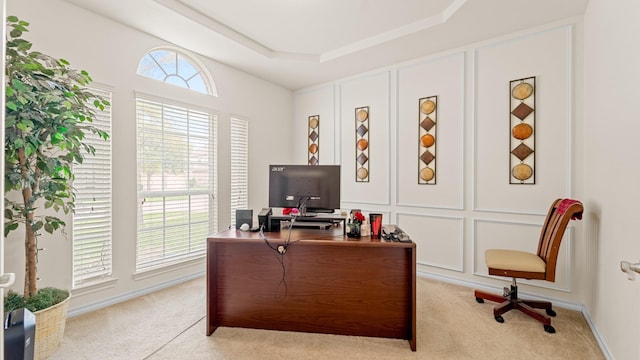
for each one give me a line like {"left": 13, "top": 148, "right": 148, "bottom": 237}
{"left": 474, "top": 198, "right": 583, "bottom": 333}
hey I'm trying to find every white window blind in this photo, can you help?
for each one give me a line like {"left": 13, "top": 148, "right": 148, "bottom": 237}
{"left": 230, "top": 118, "right": 249, "bottom": 226}
{"left": 135, "top": 97, "right": 217, "bottom": 271}
{"left": 72, "top": 88, "right": 113, "bottom": 287}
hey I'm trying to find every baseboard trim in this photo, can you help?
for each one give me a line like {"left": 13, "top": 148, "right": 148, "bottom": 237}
{"left": 66, "top": 271, "right": 205, "bottom": 318}
{"left": 581, "top": 304, "right": 614, "bottom": 360}
{"left": 417, "top": 271, "right": 612, "bottom": 359}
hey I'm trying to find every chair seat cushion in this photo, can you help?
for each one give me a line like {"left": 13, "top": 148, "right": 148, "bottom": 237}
{"left": 485, "top": 249, "right": 546, "bottom": 273}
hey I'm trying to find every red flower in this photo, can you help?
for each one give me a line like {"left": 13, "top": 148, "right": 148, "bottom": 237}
{"left": 353, "top": 211, "right": 365, "bottom": 223}
{"left": 282, "top": 208, "right": 299, "bottom": 215}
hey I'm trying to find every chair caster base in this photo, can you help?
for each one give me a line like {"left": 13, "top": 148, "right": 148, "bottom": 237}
{"left": 475, "top": 297, "right": 484, "bottom": 304}
{"left": 546, "top": 308, "right": 556, "bottom": 317}
{"left": 544, "top": 325, "right": 556, "bottom": 333}
{"left": 495, "top": 315, "right": 504, "bottom": 323}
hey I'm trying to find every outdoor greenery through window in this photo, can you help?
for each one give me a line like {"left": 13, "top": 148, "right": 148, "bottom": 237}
{"left": 72, "top": 88, "right": 113, "bottom": 287}
{"left": 230, "top": 118, "right": 249, "bottom": 226}
{"left": 135, "top": 97, "right": 217, "bottom": 270}
{"left": 136, "top": 48, "right": 214, "bottom": 95}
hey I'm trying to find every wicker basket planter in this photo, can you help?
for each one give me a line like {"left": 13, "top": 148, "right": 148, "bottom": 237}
{"left": 33, "top": 295, "right": 70, "bottom": 359}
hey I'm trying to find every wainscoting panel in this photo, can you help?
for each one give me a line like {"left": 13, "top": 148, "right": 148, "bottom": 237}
{"left": 397, "top": 212, "right": 464, "bottom": 272}
{"left": 473, "top": 25, "right": 573, "bottom": 214}
{"left": 396, "top": 52, "right": 465, "bottom": 210}
{"left": 294, "top": 85, "right": 337, "bottom": 165}
{"left": 473, "top": 218, "right": 572, "bottom": 292}
{"left": 340, "top": 72, "right": 391, "bottom": 205}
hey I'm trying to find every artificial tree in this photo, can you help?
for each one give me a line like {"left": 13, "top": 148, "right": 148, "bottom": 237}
{"left": 4, "top": 15, "right": 109, "bottom": 302}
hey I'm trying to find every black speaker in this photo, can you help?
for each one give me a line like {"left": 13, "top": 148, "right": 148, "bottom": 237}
{"left": 235, "top": 209, "right": 253, "bottom": 229}
{"left": 258, "top": 208, "right": 272, "bottom": 231}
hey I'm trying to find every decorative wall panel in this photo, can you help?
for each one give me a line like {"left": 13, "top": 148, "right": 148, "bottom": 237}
{"left": 293, "top": 85, "right": 336, "bottom": 165}
{"left": 473, "top": 25, "right": 571, "bottom": 213}
{"left": 339, "top": 72, "right": 390, "bottom": 205}
{"left": 397, "top": 212, "right": 464, "bottom": 272}
{"left": 509, "top": 77, "right": 535, "bottom": 184}
{"left": 396, "top": 52, "right": 464, "bottom": 209}
{"left": 308, "top": 115, "right": 319, "bottom": 165}
{"left": 355, "top": 106, "right": 370, "bottom": 182}
{"left": 418, "top": 96, "right": 437, "bottom": 184}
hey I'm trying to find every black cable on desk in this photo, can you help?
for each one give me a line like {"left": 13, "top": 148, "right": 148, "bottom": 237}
{"left": 259, "top": 215, "right": 301, "bottom": 300}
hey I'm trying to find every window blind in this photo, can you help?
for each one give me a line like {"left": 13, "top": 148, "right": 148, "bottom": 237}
{"left": 230, "top": 118, "right": 249, "bottom": 227}
{"left": 135, "top": 98, "right": 217, "bottom": 270}
{"left": 72, "top": 88, "right": 113, "bottom": 287}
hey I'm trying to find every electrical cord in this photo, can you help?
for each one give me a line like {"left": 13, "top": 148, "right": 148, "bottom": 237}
{"left": 259, "top": 212, "right": 301, "bottom": 300}
{"left": 142, "top": 314, "right": 206, "bottom": 359}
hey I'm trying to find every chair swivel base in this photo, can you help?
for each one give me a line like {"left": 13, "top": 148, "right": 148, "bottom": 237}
{"left": 474, "top": 285, "right": 557, "bottom": 333}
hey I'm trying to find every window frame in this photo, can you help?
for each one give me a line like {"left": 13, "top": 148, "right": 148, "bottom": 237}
{"left": 134, "top": 94, "right": 218, "bottom": 272}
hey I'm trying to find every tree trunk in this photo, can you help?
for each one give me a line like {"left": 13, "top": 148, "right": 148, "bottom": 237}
{"left": 17, "top": 145, "right": 38, "bottom": 298}
{"left": 23, "top": 199, "right": 37, "bottom": 298}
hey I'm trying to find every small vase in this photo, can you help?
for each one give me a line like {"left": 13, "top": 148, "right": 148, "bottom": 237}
{"left": 347, "top": 222, "right": 361, "bottom": 238}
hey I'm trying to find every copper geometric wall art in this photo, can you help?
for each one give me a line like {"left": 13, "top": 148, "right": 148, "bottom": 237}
{"left": 418, "top": 96, "right": 437, "bottom": 184}
{"left": 308, "top": 115, "right": 319, "bottom": 165}
{"left": 509, "top": 76, "right": 535, "bottom": 184}
{"left": 355, "top": 106, "right": 369, "bottom": 182}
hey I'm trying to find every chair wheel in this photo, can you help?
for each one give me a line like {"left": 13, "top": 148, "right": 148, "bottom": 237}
{"left": 495, "top": 316, "right": 504, "bottom": 323}
{"left": 544, "top": 325, "right": 556, "bottom": 333}
{"left": 475, "top": 297, "right": 484, "bottom": 303}
{"left": 546, "top": 309, "right": 556, "bottom": 317}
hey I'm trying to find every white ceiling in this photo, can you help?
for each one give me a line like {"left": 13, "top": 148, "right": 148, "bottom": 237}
{"left": 64, "top": 0, "right": 589, "bottom": 90}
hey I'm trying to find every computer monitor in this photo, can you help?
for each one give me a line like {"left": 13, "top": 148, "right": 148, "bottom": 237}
{"left": 268, "top": 165, "right": 341, "bottom": 215}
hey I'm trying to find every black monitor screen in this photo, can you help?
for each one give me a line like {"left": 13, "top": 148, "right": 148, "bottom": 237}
{"left": 268, "top": 165, "right": 341, "bottom": 214}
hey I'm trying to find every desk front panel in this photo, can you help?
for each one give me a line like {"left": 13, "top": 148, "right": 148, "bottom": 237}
{"left": 208, "top": 234, "right": 413, "bottom": 340}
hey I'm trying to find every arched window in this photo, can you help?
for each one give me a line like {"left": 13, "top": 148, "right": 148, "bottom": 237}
{"left": 136, "top": 48, "right": 217, "bottom": 96}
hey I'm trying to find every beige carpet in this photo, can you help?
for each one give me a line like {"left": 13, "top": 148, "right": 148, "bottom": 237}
{"left": 48, "top": 277, "right": 604, "bottom": 360}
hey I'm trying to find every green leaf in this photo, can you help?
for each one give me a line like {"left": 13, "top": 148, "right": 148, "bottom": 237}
{"left": 32, "top": 221, "right": 43, "bottom": 231}
{"left": 13, "top": 138, "right": 24, "bottom": 149}
{"left": 6, "top": 101, "right": 18, "bottom": 111}
{"left": 11, "top": 78, "right": 26, "bottom": 92}
{"left": 4, "top": 222, "right": 19, "bottom": 237}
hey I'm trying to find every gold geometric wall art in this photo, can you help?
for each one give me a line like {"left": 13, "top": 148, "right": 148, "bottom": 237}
{"left": 509, "top": 76, "right": 535, "bottom": 184}
{"left": 355, "top": 106, "right": 369, "bottom": 182}
{"left": 308, "top": 115, "right": 319, "bottom": 165}
{"left": 418, "top": 96, "right": 437, "bottom": 184}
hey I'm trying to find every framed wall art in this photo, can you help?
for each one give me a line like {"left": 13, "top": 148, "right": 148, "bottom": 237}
{"left": 418, "top": 96, "right": 437, "bottom": 184}
{"left": 308, "top": 115, "right": 319, "bottom": 165}
{"left": 509, "top": 76, "right": 535, "bottom": 184}
{"left": 355, "top": 106, "right": 369, "bottom": 182}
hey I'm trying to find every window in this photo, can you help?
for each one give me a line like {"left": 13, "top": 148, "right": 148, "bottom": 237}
{"left": 230, "top": 118, "right": 249, "bottom": 226}
{"left": 136, "top": 48, "right": 217, "bottom": 96}
{"left": 135, "top": 97, "right": 217, "bottom": 271}
{"left": 72, "top": 88, "right": 113, "bottom": 287}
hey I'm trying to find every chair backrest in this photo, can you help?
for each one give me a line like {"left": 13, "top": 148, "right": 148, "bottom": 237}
{"left": 536, "top": 199, "right": 584, "bottom": 282}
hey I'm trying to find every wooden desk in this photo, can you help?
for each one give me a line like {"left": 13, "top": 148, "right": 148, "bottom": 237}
{"left": 206, "top": 228, "right": 417, "bottom": 351}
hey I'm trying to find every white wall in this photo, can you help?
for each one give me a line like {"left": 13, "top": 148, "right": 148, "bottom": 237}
{"left": 295, "top": 18, "right": 588, "bottom": 308}
{"left": 584, "top": 1, "right": 640, "bottom": 359}
{"left": 6, "top": 0, "right": 293, "bottom": 312}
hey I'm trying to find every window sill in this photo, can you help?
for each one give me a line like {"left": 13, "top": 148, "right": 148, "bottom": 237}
{"left": 72, "top": 277, "right": 119, "bottom": 296}
{"left": 132, "top": 256, "right": 206, "bottom": 281}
